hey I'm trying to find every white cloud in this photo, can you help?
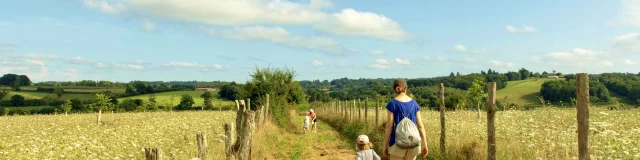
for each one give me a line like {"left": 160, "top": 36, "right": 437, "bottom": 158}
{"left": 531, "top": 57, "right": 542, "bottom": 63}
{"left": 311, "top": 60, "right": 323, "bottom": 66}
{"left": 52, "top": 69, "right": 79, "bottom": 81}
{"left": 370, "top": 50, "right": 384, "bottom": 56}
{"left": 453, "top": 44, "right": 467, "bottom": 52}
{"left": 83, "top": 0, "right": 126, "bottom": 15}
{"left": 463, "top": 58, "right": 475, "bottom": 62}
{"left": 424, "top": 56, "right": 431, "bottom": 61}
{"left": 163, "top": 61, "right": 205, "bottom": 68}
{"left": 395, "top": 58, "right": 411, "bottom": 65}
{"left": 22, "top": 53, "right": 58, "bottom": 60}
{"left": 488, "top": 60, "right": 515, "bottom": 67}
{"left": 539, "top": 48, "right": 616, "bottom": 69}
{"left": 67, "top": 57, "right": 95, "bottom": 65}
{"left": 120, "top": 0, "right": 326, "bottom": 26}
{"left": 437, "top": 57, "right": 448, "bottom": 62}
{"left": 310, "top": 0, "right": 332, "bottom": 9}
{"left": 163, "top": 61, "right": 223, "bottom": 71}
{"left": 614, "top": 33, "right": 640, "bottom": 53}
{"left": 115, "top": 63, "right": 144, "bottom": 70}
{"left": 369, "top": 59, "right": 390, "bottom": 69}
{"left": 213, "top": 26, "right": 354, "bottom": 55}
{"left": 619, "top": 0, "right": 640, "bottom": 26}
{"left": 95, "top": 63, "right": 107, "bottom": 68}
{"left": 505, "top": 25, "right": 537, "bottom": 33}
{"left": 471, "top": 49, "right": 491, "bottom": 54}
{"left": 0, "top": 58, "right": 49, "bottom": 80}
{"left": 315, "top": 9, "right": 408, "bottom": 41}
{"left": 142, "top": 19, "right": 156, "bottom": 32}
{"left": 599, "top": 60, "right": 615, "bottom": 67}
{"left": 201, "top": 64, "right": 224, "bottom": 72}
{"left": 0, "top": 43, "right": 15, "bottom": 52}
{"left": 623, "top": 59, "right": 638, "bottom": 65}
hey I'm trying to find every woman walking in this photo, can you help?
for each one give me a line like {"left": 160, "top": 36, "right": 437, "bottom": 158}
{"left": 309, "top": 109, "right": 317, "bottom": 133}
{"left": 383, "top": 78, "right": 429, "bottom": 160}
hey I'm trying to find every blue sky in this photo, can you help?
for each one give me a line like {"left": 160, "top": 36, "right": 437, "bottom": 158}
{"left": 0, "top": 0, "right": 639, "bottom": 83}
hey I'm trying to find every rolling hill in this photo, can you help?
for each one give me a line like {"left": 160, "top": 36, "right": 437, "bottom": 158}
{"left": 496, "top": 78, "right": 565, "bottom": 106}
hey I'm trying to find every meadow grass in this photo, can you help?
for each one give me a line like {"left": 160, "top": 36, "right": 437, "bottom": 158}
{"left": 317, "top": 105, "right": 640, "bottom": 159}
{"left": 0, "top": 111, "right": 236, "bottom": 159}
{"left": 1, "top": 91, "right": 52, "bottom": 100}
{"left": 0, "top": 86, "right": 125, "bottom": 94}
{"left": 118, "top": 91, "right": 235, "bottom": 108}
{"left": 4, "top": 106, "right": 52, "bottom": 111}
{"left": 495, "top": 78, "right": 564, "bottom": 106}
{"left": 1, "top": 91, "right": 97, "bottom": 101}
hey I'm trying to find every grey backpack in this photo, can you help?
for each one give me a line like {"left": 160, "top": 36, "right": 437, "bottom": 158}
{"left": 394, "top": 104, "right": 421, "bottom": 149}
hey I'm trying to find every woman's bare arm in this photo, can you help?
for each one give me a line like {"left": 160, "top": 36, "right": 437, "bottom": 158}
{"left": 383, "top": 111, "right": 394, "bottom": 148}
{"left": 416, "top": 111, "right": 428, "bottom": 148}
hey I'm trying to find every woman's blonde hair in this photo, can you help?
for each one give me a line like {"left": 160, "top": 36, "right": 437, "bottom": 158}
{"left": 393, "top": 78, "right": 408, "bottom": 94}
{"left": 356, "top": 142, "right": 374, "bottom": 150}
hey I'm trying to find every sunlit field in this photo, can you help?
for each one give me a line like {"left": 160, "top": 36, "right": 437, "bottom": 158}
{"left": 321, "top": 106, "right": 640, "bottom": 159}
{"left": 118, "top": 91, "right": 235, "bottom": 108}
{"left": 0, "top": 111, "right": 235, "bottom": 159}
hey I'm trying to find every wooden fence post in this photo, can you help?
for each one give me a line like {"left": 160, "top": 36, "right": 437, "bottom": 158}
{"left": 247, "top": 98, "right": 251, "bottom": 111}
{"left": 358, "top": 99, "right": 362, "bottom": 122}
{"left": 255, "top": 106, "right": 263, "bottom": 131}
{"left": 197, "top": 132, "right": 208, "bottom": 160}
{"left": 235, "top": 100, "right": 245, "bottom": 147}
{"left": 144, "top": 147, "right": 161, "bottom": 160}
{"left": 439, "top": 83, "right": 446, "bottom": 153}
{"left": 264, "top": 94, "right": 269, "bottom": 125}
{"left": 487, "top": 82, "right": 497, "bottom": 160}
{"left": 577, "top": 73, "right": 590, "bottom": 160}
{"left": 224, "top": 124, "right": 235, "bottom": 160}
{"left": 376, "top": 96, "right": 380, "bottom": 127}
{"left": 365, "top": 97, "right": 369, "bottom": 124}
{"left": 235, "top": 100, "right": 240, "bottom": 111}
{"left": 238, "top": 111, "right": 255, "bottom": 160}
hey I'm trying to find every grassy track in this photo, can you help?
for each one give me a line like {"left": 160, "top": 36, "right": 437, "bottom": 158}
{"left": 495, "top": 78, "right": 564, "bottom": 106}
{"left": 118, "top": 91, "right": 235, "bottom": 108}
{"left": 253, "top": 112, "right": 354, "bottom": 160}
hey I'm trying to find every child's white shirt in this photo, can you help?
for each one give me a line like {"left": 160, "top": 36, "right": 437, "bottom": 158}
{"left": 356, "top": 149, "right": 380, "bottom": 160}
{"left": 304, "top": 116, "right": 310, "bottom": 127}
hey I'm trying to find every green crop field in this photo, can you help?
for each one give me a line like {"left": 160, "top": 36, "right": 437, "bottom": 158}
{"left": 496, "top": 78, "right": 565, "bottom": 106}
{"left": 118, "top": 91, "right": 236, "bottom": 108}
{"left": 1, "top": 91, "right": 97, "bottom": 101}
{"left": 5, "top": 106, "right": 53, "bottom": 111}
{"left": 1, "top": 91, "right": 51, "bottom": 100}
{"left": 0, "top": 86, "right": 126, "bottom": 94}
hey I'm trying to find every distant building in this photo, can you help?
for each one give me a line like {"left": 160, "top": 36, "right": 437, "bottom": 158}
{"left": 195, "top": 88, "right": 218, "bottom": 91}
{"left": 548, "top": 76, "right": 559, "bottom": 79}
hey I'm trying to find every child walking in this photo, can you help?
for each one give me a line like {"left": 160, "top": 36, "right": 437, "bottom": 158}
{"left": 356, "top": 135, "right": 381, "bottom": 160}
{"left": 303, "top": 113, "right": 310, "bottom": 134}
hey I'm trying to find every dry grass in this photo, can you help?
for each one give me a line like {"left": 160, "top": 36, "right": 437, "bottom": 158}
{"left": 319, "top": 106, "right": 640, "bottom": 159}
{"left": 0, "top": 111, "right": 236, "bottom": 159}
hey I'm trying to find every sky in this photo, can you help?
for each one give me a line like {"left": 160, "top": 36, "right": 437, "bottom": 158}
{"left": 0, "top": 0, "right": 639, "bottom": 83}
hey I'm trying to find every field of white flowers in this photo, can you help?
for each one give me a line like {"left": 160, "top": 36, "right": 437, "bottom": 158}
{"left": 418, "top": 107, "right": 640, "bottom": 159}
{"left": 0, "top": 111, "right": 236, "bottom": 160}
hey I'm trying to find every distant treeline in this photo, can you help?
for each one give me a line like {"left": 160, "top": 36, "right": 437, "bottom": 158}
{"left": 33, "top": 80, "right": 232, "bottom": 88}
{"left": 301, "top": 68, "right": 551, "bottom": 102}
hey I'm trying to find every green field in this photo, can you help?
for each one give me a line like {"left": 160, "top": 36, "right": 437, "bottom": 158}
{"left": 496, "top": 78, "right": 565, "bottom": 106}
{"left": 0, "top": 86, "right": 126, "bottom": 94}
{"left": 118, "top": 91, "right": 235, "bottom": 108}
{"left": 4, "top": 106, "right": 53, "bottom": 111}
{"left": 1, "top": 91, "right": 97, "bottom": 101}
